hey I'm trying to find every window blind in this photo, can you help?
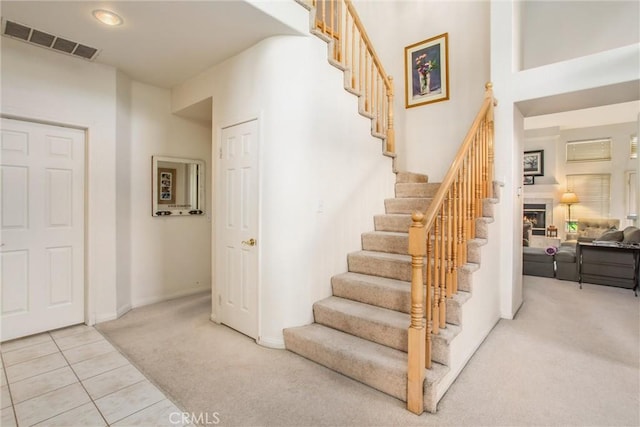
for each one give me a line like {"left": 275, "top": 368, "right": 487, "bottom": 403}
{"left": 566, "top": 174, "right": 611, "bottom": 219}
{"left": 566, "top": 138, "right": 611, "bottom": 162}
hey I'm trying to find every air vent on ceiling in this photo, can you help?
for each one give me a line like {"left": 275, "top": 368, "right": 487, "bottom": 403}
{"left": 1, "top": 18, "right": 100, "bottom": 61}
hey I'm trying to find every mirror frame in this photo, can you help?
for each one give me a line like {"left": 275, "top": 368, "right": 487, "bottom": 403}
{"left": 152, "top": 155, "right": 205, "bottom": 217}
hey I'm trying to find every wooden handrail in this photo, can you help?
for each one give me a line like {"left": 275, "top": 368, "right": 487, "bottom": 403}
{"left": 298, "top": 0, "right": 396, "bottom": 154}
{"left": 421, "top": 84, "right": 495, "bottom": 232}
{"left": 406, "top": 83, "right": 496, "bottom": 414}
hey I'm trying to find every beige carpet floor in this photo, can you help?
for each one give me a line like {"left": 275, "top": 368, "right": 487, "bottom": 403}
{"left": 97, "top": 277, "right": 640, "bottom": 427}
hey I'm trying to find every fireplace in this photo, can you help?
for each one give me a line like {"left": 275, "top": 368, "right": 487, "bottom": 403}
{"left": 524, "top": 199, "right": 554, "bottom": 236}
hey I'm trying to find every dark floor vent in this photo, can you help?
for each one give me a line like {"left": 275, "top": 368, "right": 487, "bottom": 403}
{"left": 1, "top": 18, "right": 100, "bottom": 61}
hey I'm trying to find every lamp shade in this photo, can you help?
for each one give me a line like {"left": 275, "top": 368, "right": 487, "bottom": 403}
{"left": 560, "top": 191, "right": 579, "bottom": 205}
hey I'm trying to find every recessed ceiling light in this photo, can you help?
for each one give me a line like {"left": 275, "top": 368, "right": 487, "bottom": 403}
{"left": 92, "top": 9, "right": 123, "bottom": 26}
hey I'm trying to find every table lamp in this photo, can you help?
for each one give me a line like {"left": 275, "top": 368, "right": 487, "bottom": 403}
{"left": 560, "top": 191, "right": 579, "bottom": 225}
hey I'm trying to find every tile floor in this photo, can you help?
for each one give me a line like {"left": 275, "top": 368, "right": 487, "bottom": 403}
{"left": 0, "top": 324, "right": 191, "bottom": 426}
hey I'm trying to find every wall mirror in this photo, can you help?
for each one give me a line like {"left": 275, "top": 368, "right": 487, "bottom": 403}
{"left": 152, "top": 156, "right": 205, "bottom": 217}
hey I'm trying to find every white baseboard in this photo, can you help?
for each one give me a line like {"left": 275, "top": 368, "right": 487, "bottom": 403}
{"left": 117, "top": 304, "right": 132, "bottom": 319}
{"left": 94, "top": 312, "right": 119, "bottom": 323}
{"left": 257, "top": 335, "right": 285, "bottom": 349}
{"left": 132, "top": 285, "right": 210, "bottom": 309}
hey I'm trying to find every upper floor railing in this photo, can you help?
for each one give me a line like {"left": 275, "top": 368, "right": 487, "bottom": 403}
{"left": 297, "top": 0, "right": 395, "bottom": 154}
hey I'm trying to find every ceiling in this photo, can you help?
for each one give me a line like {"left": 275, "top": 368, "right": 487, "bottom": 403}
{"left": 0, "top": 1, "right": 303, "bottom": 89}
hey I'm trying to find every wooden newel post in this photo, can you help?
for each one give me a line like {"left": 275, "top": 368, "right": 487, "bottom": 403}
{"left": 407, "top": 211, "right": 426, "bottom": 414}
{"left": 386, "top": 76, "right": 395, "bottom": 154}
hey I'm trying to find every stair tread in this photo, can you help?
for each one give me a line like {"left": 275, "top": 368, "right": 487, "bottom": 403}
{"left": 362, "top": 230, "right": 408, "bottom": 238}
{"left": 333, "top": 272, "right": 410, "bottom": 289}
{"left": 284, "top": 323, "right": 449, "bottom": 391}
{"left": 316, "top": 296, "right": 409, "bottom": 330}
{"left": 350, "top": 250, "right": 411, "bottom": 262}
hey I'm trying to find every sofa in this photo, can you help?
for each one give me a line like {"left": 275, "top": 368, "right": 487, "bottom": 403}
{"left": 563, "top": 218, "right": 620, "bottom": 246}
{"left": 556, "top": 225, "right": 640, "bottom": 292}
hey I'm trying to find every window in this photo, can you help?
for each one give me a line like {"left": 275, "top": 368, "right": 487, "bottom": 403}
{"left": 566, "top": 138, "right": 612, "bottom": 162}
{"left": 625, "top": 170, "right": 637, "bottom": 219}
{"left": 566, "top": 174, "right": 611, "bottom": 219}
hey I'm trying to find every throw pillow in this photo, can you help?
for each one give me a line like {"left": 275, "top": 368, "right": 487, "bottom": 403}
{"left": 597, "top": 230, "right": 623, "bottom": 242}
{"left": 622, "top": 227, "right": 640, "bottom": 244}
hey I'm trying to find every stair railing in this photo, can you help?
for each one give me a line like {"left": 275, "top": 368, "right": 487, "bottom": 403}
{"left": 296, "top": 0, "right": 395, "bottom": 154}
{"left": 407, "top": 83, "right": 496, "bottom": 414}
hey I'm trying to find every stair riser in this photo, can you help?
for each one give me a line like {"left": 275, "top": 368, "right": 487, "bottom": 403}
{"left": 430, "top": 332, "right": 451, "bottom": 366}
{"left": 467, "top": 241, "right": 482, "bottom": 264}
{"left": 348, "top": 254, "right": 415, "bottom": 282}
{"left": 445, "top": 298, "right": 462, "bottom": 326}
{"left": 457, "top": 268, "right": 474, "bottom": 293}
{"left": 395, "top": 183, "right": 440, "bottom": 198}
{"left": 331, "top": 277, "right": 411, "bottom": 314}
{"left": 362, "top": 233, "right": 408, "bottom": 255}
{"left": 374, "top": 215, "right": 412, "bottom": 232}
{"left": 396, "top": 172, "right": 428, "bottom": 183}
{"left": 314, "top": 304, "right": 408, "bottom": 352}
{"left": 385, "top": 198, "right": 433, "bottom": 214}
{"left": 283, "top": 328, "right": 407, "bottom": 402}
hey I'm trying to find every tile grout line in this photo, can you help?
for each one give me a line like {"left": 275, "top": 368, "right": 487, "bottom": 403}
{"left": 49, "top": 327, "right": 169, "bottom": 426}
{"left": 0, "top": 351, "right": 18, "bottom": 427}
{"left": 95, "top": 327, "right": 191, "bottom": 416}
{"left": 43, "top": 329, "right": 112, "bottom": 427}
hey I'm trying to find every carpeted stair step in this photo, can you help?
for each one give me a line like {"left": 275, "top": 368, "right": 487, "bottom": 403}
{"left": 385, "top": 198, "right": 433, "bottom": 214}
{"left": 430, "top": 323, "right": 461, "bottom": 366}
{"left": 396, "top": 172, "right": 428, "bottom": 183}
{"left": 313, "top": 296, "right": 459, "bottom": 367}
{"left": 283, "top": 323, "right": 409, "bottom": 402}
{"left": 374, "top": 214, "right": 413, "bottom": 232}
{"left": 284, "top": 323, "right": 451, "bottom": 409}
{"left": 348, "top": 251, "right": 414, "bottom": 282}
{"left": 395, "top": 182, "right": 440, "bottom": 198}
{"left": 332, "top": 272, "right": 411, "bottom": 313}
{"left": 314, "top": 296, "right": 409, "bottom": 352}
{"left": 446, "top": 290, "right": 471, "bottom": 326}
{"left": 361, "top": 231, "right": 408, "bottom": 255}
{"left": 457, "top": 263, "right": 480, "bottom": 293}
{"left": 332, "top": 272, "right": 470, "bottom": 326}
{"left": 467, "top": 238, "right": 488, "bottom": 264}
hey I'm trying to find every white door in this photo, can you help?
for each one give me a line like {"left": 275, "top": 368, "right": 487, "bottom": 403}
{"left": 1, "top": 119, "right": 85, "bottom": 341}
{"left": 217, "top": 120, "right": 259, "bottom": 339}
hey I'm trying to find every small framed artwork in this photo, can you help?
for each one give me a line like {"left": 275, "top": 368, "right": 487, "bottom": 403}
{"left": 404, "top": 32, "right": 449, "bottom": 108}
{"left": 523, "top": 150, "right": 544, "bottom": 176}
{"left": 157, "top": 168, "right": 176, "bottom": 205}
{"left": 523, "top": 175, "right": 535, "bottom": 185}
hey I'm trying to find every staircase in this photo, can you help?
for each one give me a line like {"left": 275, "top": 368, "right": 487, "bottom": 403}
{"left": 284, "top": 172, "right": 499, "bottom": 413}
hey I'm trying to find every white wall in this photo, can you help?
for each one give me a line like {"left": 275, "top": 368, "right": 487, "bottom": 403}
{"left": 1, "top": 37, "right": 118, "bottom": 323}
{"left": 128, "top": 82, "right": 212, "bottom": 308}
{"left": 352, "top": 0, "right": 491, "bottom": 179}
{"left": 521, "top": 0, "right": 640, "bottom": 70}
{"left": 1, "top": 37, "right": 213, "bottom": 324}
{"left": 524, "top": 121, "right": 638, "bottom": 237}
{"left": 173, "top": 35, "right": 395, "bottom": 347}
{"left": 116, "top": 71, "right": 133, "bottom": 316}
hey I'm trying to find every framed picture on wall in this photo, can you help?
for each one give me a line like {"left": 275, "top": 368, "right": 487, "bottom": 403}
{"left": 404, "top": 32, "right": 450, "bottom": 108}
{"left": 523, "top": 175, "right": 535, "bottom": 185}
{"left": 523, "top": 150, "right": 544, "bottom": 176}
{"left": 157, "top": 168, "right": 176, "bottom": 204}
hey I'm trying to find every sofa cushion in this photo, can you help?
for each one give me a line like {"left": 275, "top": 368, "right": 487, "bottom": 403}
{"left": 555, "top": 248, "right": 576, "bottom": 263}
{"left": 523, "top": 247, "right": 554, "bottom": 263}
{"left": 597, "top": 229, "right": 624, "bottom": 242}
{"left": 622, "top": 226, "right": 640, "bottom": 244}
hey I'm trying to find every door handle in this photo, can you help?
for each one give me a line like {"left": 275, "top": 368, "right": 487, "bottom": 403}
{"left": 242, "top": 238, "right": 256, "bottom": 247}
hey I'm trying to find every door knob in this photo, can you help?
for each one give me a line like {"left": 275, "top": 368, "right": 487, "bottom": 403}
{"left": 242, "top": 238, "right": 256, "bottom": 247}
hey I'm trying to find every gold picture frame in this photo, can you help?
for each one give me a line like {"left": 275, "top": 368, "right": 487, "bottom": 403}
{"left": 404, "top": 32, "right": 450, "bottom": 108}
